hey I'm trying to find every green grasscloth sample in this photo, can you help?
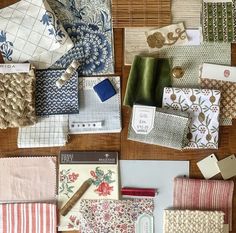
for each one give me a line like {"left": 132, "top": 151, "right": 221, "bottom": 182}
{"left": 123, "top": 56, "right": 171, "bottom": 107}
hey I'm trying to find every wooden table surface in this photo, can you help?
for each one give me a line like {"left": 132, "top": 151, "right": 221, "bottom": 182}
{"left": 0, "top": 1, "right": 235, "bottom": 233}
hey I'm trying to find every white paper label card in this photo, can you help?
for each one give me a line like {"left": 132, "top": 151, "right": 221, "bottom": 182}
{"left": 135, "top": 214, "right": 154, "bottom": 233}
{"left": 201, "top": 63, "right": 236, "bottom": 83}
{"left": 197, "top": 154, "right": 220, "bottom": 179}
{"left": 185, "top": 29, "right": 200, "bottom": 46}
{"left": 0, "top": 63, "right": 30, "bottom": 74}
{"left": 132, "top": 105, "right": 155, "bottom": 134}
{"left": 217, "top": 155, "right": 236, "bottom": 180}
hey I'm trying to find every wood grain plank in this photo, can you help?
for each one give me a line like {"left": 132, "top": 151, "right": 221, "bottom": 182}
{"left": 0, "top": 0, "right": 19, "bottom": 9}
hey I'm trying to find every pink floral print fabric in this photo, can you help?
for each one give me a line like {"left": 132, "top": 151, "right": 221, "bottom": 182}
{"left": 79, "top": 199, "right": 154, "bottom": 233}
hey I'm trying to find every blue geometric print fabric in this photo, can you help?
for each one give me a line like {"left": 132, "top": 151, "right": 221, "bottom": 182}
{"left": 36, "top": 70, "right": 79, "bottom": 116}
{"left": 47, "top": 0, "right": 114, "bottom": 76}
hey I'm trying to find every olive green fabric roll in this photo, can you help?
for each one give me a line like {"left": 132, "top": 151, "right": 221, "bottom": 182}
{"left": 123, "top": 56, "right": 171, "bottom": 107}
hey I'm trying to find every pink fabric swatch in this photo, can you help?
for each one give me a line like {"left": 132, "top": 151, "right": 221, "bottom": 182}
{"left": 0, "top": 203, "right": 57, "bottom": 233}
{"left": 0, "top": 157, "right": 56, "bottom": 203}
{"left": 173, "top": 177, "right": 234, "bottom": 230}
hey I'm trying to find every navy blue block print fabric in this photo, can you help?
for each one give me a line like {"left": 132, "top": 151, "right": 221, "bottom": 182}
{"left": 36, "top": 70, "right": 79, "bottom": 116}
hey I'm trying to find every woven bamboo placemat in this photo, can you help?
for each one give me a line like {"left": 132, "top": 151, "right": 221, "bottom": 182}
{"left": 112, "top": 0, "right": 171, "bottom": 28}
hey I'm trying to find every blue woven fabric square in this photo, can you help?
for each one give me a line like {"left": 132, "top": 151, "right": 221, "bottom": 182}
{"left": 93, "top": 79, "right": 116, "bottom": 102}
{"left": 36, "top": 70, "right": 79, "bottom": 116}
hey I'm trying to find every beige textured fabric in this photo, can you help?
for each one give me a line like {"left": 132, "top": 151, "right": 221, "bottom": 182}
{"left": 164, "top": 210, "right": 224, "bottom": 233}
{"left": 171, "top": 0, "right": 202, "bottom": 28}
{"left": 124, "top": 29, "right": 231, "bottom": 77}
{"left": 0, "top": 67, "right": 36, "bottom": 129}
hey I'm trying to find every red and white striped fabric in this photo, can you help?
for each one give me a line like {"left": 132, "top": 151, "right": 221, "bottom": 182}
{"left": 0, "top": 203, "right": 57, "bottom": 233}
{"left": 173, "top": 177, "right": 234, "bottom": 230}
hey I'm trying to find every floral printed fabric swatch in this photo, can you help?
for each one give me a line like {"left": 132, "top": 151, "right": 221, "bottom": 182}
{"left": 0, "top": 203, "right": 57, "bottom": 233}
{"left": 47, "top": 0, "right": 114, "bottom": 76}
{"left": 173, "top": 178, "right": 234, "bottom": 230}
{"left": 164, "top": 210, "right": 224, "bottom": 233}
{"left": 202, "top": 0, "right": 236, "bottom": 42}
{"left": 58, "top": 153, "right": 119, "bottom": 231}
{"left": 146, "top": 23, "right": 188, "bottom": 51}
{"left": 35, "top": 70, "right": 79, "bottom": 116}
{"left": 0, "top": 0, "right": 74, "bottom": 69}
{"left": 79, "top": 199, "right": 154, "bottom": 233}
{"left": 163, "top": 87, "right": 221, "bottom": 149}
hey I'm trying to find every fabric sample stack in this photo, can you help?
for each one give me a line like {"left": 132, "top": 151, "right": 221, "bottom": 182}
{"left": 0, "top": 0, "right": 74, "bottom": 69}
{"left": 200, "top": 63, "right": 236, "bottom": 126}
{"left": 47, "top": 0, "right": 114, "bottom": 76}
{"left": 163, "top": 87, "right": 221, "bottom": 149}
{"left": 128, "top": 106, "right": 190, "bottom": 150}
{"left": 0, "top": 157, "right": 57, "bottom": 233}
{"left": 173, "top": 177, "right": 234, "bottom": 230}
{"left": 0, "top": 64, "right": 36, "bottom": 129}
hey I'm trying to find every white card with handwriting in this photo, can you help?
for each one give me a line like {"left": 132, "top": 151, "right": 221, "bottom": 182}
{"left": 132, "top": 105, "right": 155, "bottom": 135}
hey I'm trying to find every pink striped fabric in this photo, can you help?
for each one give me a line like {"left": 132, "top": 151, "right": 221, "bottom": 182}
{"left": 173, "top": 178, "right": 234, "bottom": 230}
{"left": 0, "top": 203, "right": 57, "bottom": 233}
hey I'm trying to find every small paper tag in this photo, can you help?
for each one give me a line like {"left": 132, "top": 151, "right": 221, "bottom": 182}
{"left": 132, "top": 105, "right": 155, "bottom": 134}
{"left": 0, "top": 63, "right": 30, "bottom": 74}
{"left": 135, "top": 214, "right": 154, "bottom": 233}
{"left": 201, "top": 63, "right": 236, "bottom": 83}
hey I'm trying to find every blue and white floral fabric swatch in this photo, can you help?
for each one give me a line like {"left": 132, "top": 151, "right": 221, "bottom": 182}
{"left": 0, "top": 0, "right": 74, "bottom": 69}
{"left": 36, "top": 69, "right": 79, "bottom": 116}
{"left": 48, "top": 0, "right": 114, "bottom": 76}
{"left": 163, "top": 87, "right": 221, "bottom": 149}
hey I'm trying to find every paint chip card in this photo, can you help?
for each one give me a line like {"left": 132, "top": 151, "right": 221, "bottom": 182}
{"left": 217, "top": 155, "right": 236, "bottom": 180}
{"left": 197, "top": 154, "right": 220, "bottom": 179}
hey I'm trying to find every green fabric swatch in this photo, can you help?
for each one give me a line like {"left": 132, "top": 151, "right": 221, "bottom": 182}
{"left": 123, "top": 56, "right": 171, "bottom": 107}
{"left": 202, "top": 1, "right": 236, "bottom": 42}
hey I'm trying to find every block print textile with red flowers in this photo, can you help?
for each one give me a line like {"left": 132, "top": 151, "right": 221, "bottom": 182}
{"left": 59, "top": 169, "right": 79, "bottom": 198}
{"left": 58, "top": 165, "right": 119, "bottom": 231}
{"left": 90, "top": 167, "right": 115, "bottom": 196}
{"left": 79, "top": 199, "right": 154, "bottom": 233}
{"left": 163, "top": 87, "right": 221, "bottom": 149}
